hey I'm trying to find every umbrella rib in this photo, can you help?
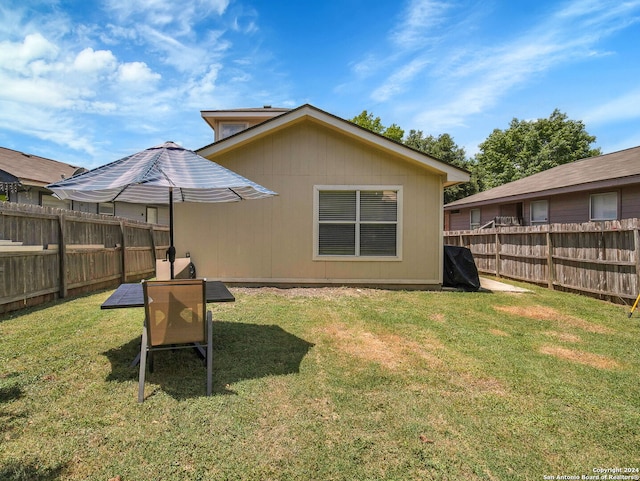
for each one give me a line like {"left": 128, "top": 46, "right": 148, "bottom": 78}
{"left": 111, "top": 185, "right": 131, "bottom": 202}
{"left": 228, "top": 188, "right": 243, "bottom": 201}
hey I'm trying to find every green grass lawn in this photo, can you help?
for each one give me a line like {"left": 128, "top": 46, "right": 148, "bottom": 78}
{"left": 1, "top": 281, "right": 639, "bottom": 480}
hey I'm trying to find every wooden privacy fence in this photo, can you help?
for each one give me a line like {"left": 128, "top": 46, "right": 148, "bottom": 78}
{"left": 444, "top": 218, "right": 640, "bottom": 303}
{"left": 0, "top": 202, "right": 169, "bottom": 314}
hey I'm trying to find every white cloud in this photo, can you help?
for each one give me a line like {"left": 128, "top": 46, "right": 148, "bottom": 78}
{"left": 371, "top": 56, "right": 432, "bottom": 102}
{"left": 390, "top": 0, "right": 450, "bottom": 49}
{"left": 0, "top": 99, "right": 97, "bottom": 155}
{"left": 73, "top": 47, "right": 117, "bottom": 73}
{"left": 117, "top": 61, "right": 161, "bottom": 85}
{"left": 105, "top": 0, "right": 230, "bottom": 33}
{"left": 0, "top": 33, "right": 58, "bottom": 73}
{"left": 582, "top": 89, "right": 640, "bottom": 125}
{"left": 403, "top": 0, "right": 640, "bottom": 132}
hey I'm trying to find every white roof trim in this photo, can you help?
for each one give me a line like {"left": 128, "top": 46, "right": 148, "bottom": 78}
{"left": 197, "top": 104, "right": 470, "bottom": 186}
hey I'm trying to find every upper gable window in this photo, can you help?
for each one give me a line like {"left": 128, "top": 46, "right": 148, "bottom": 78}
{"left": 219, "top": 122, "right": 248, "bottom": 140}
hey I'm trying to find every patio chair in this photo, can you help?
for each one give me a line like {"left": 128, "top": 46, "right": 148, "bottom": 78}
{"left": 138, "top": 279, "right": 213, "bottom": 402}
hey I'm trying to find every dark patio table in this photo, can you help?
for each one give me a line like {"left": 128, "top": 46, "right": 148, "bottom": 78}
{"left": 101, "top": 280, "right": 235, "bottom": 309}
{"left": 101, "top": 280, "right": 234, "bottom": 366}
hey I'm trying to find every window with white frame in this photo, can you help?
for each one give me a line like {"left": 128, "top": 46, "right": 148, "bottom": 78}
{"left": 314, "top": 186, "right": 401, "bottom": 259}
{"left": 146, "top": 206, "right": 158, "bottom": 224}
{"left": 41, "top": 193, "right": 70, "bottom": 210}
{"left": 530, "top": 200, "right": 549, "bottom": 224}
{"left": 470, "top": 208, "right": 481, "bottom": 229}
{"left": 99, "top": 202, "right": 115, "bottom": 216}
{"left": 219, "top": 122, "right": 248, "bottom": 140}
{"left": 590, "top": 192, "right": 617, "bottom": 221}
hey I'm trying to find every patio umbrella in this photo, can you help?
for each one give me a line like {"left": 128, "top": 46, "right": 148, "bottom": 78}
{"left": 47, "top": 141, "right": 277, "bottom": 278}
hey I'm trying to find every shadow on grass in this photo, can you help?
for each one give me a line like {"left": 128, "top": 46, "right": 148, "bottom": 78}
{"left": 0, "top": 384, "right": 23, "bottom": 403}
{"left": 0, "top": 460, "right": 67, "bottom": 481}
{"left": 103, "top": 321, "right": 314, "bottom": 400}
{"left": 0, "top": 375, "right": 27, "bottom": 440}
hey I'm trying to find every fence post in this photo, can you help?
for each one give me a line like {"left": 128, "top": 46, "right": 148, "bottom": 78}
{"left": 546, "top": 229, "right": 554, "bottom": 290}
{"left": 58, "top": 213, "right": 67, "bottom": 298}
{"left": 634, "top": 226, "right": 640, "bottom": 297}
{"left": 149, "top": 224, "right": 156, "bottom": 261}
{"left": 495, "top": 231, "right": 500, "bottom": 277}
{"left": 120, "top": 220, "right": 127, "bottom": 284}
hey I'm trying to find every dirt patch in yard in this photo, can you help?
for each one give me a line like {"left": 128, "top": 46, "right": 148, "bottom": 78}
{"left": 539, "top": 345, "right": 620, "bottom": 370}
{"left": 231, "top": 286, "right": 386, "bottom": 299}
{"left": 542, "top": 331, "right": 582, "bottom": 343}
{"left": 321, "top": 323, "right": 444, "bottom": 370}
{"left": 493, "top": 305, "right": 612, "bottom": 334}
{"left": 489, "top": 328, "right": 510, "bottom": 337}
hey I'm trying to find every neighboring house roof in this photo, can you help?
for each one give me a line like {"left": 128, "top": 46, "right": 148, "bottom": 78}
{"left": 0, "top": 146, "right": 86, "bottom": 188}
{"left": 445, "top": 145, "right": 640, "bottom": 209}
{"left": 197, "top": 104, "right": 470, "bottom": 187}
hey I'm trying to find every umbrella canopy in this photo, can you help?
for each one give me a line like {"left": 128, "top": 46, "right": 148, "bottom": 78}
{"left": 47, "top": 141, "right": 277, "bottom": 277}
{"left": 46, "top": 141, "right": 276, "bottom": 204}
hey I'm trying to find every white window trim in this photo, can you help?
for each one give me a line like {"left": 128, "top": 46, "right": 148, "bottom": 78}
{"left": 313, "top": 185, "right": 403, "bottom": 261}
{"left": 99, "top": 202, "right": 115, "bottom": 216}
{"left": 219, "top": 122, "right": 248, "bottom": 140}
{"left": 41, "top": 193, "right": 71, "bottom": 210}
{"left": 146, "top": 206, "right": 158, "bottom": 224}
{"left": 590, "top": 192, "right": 618, "bottom": 221}
{"left": 530, "top": 200, "right": 549, "bottom": 224}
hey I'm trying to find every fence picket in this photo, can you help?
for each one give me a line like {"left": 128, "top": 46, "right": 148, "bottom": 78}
{"left": 0, "top": 202, "right": 169, "bottom": 314}
{"left": 445, "top": 218, "right": 640, "bottom": 304}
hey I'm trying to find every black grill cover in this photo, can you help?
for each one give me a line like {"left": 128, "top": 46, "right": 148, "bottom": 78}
{"left": 443, "top": 245, "right": 480, "bottom": 291}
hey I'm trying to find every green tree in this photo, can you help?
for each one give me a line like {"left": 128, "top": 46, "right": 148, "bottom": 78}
{"left": 475, "top": 109, "right": 601, "bottom": 189}
{"left": 350, "top": 110, "right": 404, "bottom": 142}
{"left": 351, "top": 110, "right": 475, "bottom": 202}
{"left": 405, "top": 131, "right": 478, "bottom": 203}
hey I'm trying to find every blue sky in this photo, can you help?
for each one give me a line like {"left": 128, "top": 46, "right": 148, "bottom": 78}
{"left": 1, "top": 0, "right": 639, "bottom": 169}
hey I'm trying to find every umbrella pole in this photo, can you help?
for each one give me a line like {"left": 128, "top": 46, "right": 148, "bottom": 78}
{"left": 168, "top": 187, "right": 176, "bottom": 279}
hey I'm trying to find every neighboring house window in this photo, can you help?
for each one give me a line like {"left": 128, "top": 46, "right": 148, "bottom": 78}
{"left": 470, "top": 209, "right": 481, "bottom": 229}
{"left": 314, "top": 186, "right": 401, "bottom": 259}
{"left": 530, "top": 200, "right": 549, "bottom": 224}
{"left": 41, "top": 193, "right": 70, "bottom": 210}
{"left": 99, "top": 202, "right": 115, "bottom": 216}
{"left": 146, "top": 206, "right": 158, "bottom": 224}
{"left": 219, "top": 122, "right": 248, "bottom": 140}
{"left": 590, "top": 192, "right": 618, "bottom": 221}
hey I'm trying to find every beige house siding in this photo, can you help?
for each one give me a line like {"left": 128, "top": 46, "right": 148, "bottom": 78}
{"left": 176, "top": 120, "right": 444, "bottom": 287}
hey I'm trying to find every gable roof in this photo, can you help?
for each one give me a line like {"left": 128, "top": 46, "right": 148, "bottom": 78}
{"left": 0, "top": 146, "right": 86, "bottom": 188}
{"left": 445, "top": 145, "right": 640, "bottom": 209}
{"left": 197, "top": 104, "right": 470, "bottom": 187}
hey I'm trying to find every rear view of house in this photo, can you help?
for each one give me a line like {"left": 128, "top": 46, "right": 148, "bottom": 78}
{"left": 174, "top": 104, "right": 469, "bottom": 289}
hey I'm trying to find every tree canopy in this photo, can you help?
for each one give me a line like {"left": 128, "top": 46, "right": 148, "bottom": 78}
{"left": 349, "top": 108, "right": 600, "bottom": 203}
{"left": 474, "top": 109, "right": 601, "bottom": 190}
{"left": 350, "top": 110, "right": 404, "bottom": 142}
{"left": 404, "top": 131, "right": 478, "bottom": 203}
